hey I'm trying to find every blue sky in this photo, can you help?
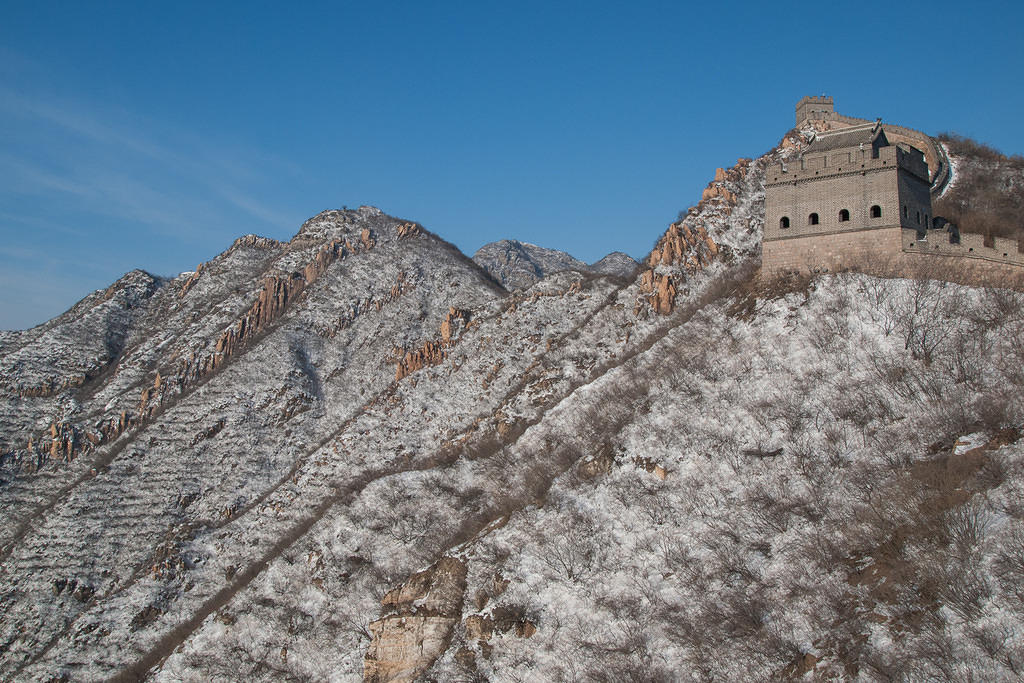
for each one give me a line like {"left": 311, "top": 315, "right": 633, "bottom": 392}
{"left": 2, "top": 0, "right": 1022, "bottom": 330}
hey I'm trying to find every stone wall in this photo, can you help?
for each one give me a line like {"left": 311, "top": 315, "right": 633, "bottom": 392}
{"left": 902, "top": 229, "right": 1024, "bottom": 266}
{"left": 761, "top": 226, "right": 1024, "bottom": 288}
{"left": 765, "top": 161, "right": 901, "bottom": 243}
{"left": 897, "top": 165, "right": 934, "bottom": 234}
{"left": 762, "top": 227, "right": 905, "bottom": 274}
{"left": 769, "top": 96, "right": 1011, "bottom": 284}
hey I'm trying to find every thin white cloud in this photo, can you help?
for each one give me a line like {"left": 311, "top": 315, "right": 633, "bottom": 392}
{"left": 0, "top": 85, "right": 297, "bottom": 232}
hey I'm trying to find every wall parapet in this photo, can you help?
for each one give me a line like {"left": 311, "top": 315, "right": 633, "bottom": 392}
{"left": 902, "top": 229, "right": 1024, "bottom": 267}
{"left": 766, "top": 145, "right": 927, "bottom": 186}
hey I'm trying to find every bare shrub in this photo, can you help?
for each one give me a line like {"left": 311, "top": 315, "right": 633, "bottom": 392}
{"left": 994, "top": 528, "right": 1024, "bottom": 606}
{"left": 540, "top": 508, "right": 612, "bottom": 583}
{"left": 940, "top": 564, "right": 991, "bottom": 621}
{"left": 895, "top": 276, "right": 964, "bottom": 364}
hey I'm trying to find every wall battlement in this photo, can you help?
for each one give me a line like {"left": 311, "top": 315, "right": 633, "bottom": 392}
{"left": 903, "top": 230, "right": 1024, "bottom": 267}
{"left": 766, "top": 144, "right": 928, "bottom": 186}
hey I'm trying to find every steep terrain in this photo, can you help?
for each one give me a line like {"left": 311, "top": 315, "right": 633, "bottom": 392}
{"left": 2, "top": 126, "right": 1023, "bottom": 682}
{"left": 934, "top": 133, "right": 1024, "bottom": 246}
{"left": 472, "top": 239, "right": 638, "bottom": 290}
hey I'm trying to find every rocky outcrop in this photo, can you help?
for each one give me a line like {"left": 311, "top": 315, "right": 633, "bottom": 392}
{"left": 395, "top": 308, "right": 472, "bottom": 380}
{"left": 647, "top": 222, "right": 719, "bottom": 270}
{"left": 638, "top": 270, "right": 678, "bottom": 316}
{"left": 395, "top": 342, "right": 447, "bottom": 381}
{"left": 439, "top": 307, "right": 470, "bottom": 344}
{"left": 364, "top": 557, "right": 467, "bottom": 683}
{"left": 396, "top": 222, "right": 424, "bottom": 239}
{"left": 181, "top": 237, "right": 354, "bottom": 385}
{"left": 636, "top": 159, "right": 751, "bottom": 315}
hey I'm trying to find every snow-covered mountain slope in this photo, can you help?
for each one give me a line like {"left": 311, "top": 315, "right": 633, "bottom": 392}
{"left": 2, "top": 131, "right": 1023, "bottom": 682}
{"left": 472, "top": 239, "right": 638, "bottom": 290}
{"left": 589, "top": 251, "right": 640, "bottom": 278}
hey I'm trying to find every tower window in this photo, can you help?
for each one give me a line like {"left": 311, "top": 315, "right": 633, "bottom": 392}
{"left": 903, "top": 205, "right": 908, "bottom": 218}
{"left": 780, "top": 216, "right": 790, "bottom": 229}
{"left": 838, "top": 209, "right": 850, "bottom": 222}
{"left": 870, "top": 205, "right": 882, "bottom": 218}
{"left": 809, "top": 212, "right": 819, "bottom": 225}
{"left": 916, "top": 211, "right": 921, "bottom": 224}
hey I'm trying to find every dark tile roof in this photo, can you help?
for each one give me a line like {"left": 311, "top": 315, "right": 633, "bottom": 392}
{"left": 806, "top": 124, "right": 887, "bottom": 153}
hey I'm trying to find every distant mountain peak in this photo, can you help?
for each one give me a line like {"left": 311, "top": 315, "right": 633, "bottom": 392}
{"left": 473, "top": 239, "right": 638, "bottom": 290}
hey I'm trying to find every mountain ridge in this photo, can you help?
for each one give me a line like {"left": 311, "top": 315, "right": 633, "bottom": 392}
{"left": 472, "top": 239, "right": 639, "bottom": 290}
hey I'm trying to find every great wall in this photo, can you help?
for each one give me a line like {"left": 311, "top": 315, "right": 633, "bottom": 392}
{"left": 762, "top": 96, "right": 1024, "bottom": 286}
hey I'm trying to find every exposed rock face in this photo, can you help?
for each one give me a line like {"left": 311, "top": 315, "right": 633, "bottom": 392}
{"left": 365, "top": 557, "right": 468, "bottom": 682}
{"left": 473, "top": 240, "right": 638, "bottom": 290}
{"left": 635, "top": 157, "right": 756, "bottom": 314}
{"left": 395, "top": 307, "right": 472, "bottom": 380}
{"left": 647, "top": 222, "right": 718, "bottom": 270}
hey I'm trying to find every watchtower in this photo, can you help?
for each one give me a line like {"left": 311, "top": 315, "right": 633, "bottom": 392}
{"left": 796, "top": 95, "right": 835, "bottom": 127}
{"left": 762, "top": 120, "right": 932, "bottom": 273}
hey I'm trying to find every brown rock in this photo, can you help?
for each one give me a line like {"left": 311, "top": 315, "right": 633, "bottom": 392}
{"left": 365, "top": 557, "right": 467, "bottom": 683}
{"left": 395, "top": 341, "right": 446, "bottom": 381}
{"left": 653, "top": 275, "right": 677, "bottom": 315}
{"left": 491, "top": 573, "right": 509, "bottom": 597}
{"left": 464, "top": 614, "right": 493, "bottom": 642}
{"left": 379, "top": 556, "right": 467, "bottom": 616}
{"left": 396, "top": 222, "right": 423, "bottom": 239}
{"left": 515, "top": 621, "right": 537, "bottom": 638}
{"left": 454, "top": 647, "right": 476, "bottom": 671}
{"left": 365, "top": 615, "right": 458, "bottom": 683}
{"left": 440, "top": 307, "right": 470, "bottom": 345}
{"left": 578, "top": 453, "right": 613, "bottom": 479}
{"left": 179, "top": 265, "right": 202, "bottom": 298}
{"left": 361, "top": 227, "right": 375, "bottom": 250}
{"left": 396, "top": 308, "right": 471, "bottom": 379}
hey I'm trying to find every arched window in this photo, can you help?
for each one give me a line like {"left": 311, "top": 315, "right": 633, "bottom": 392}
{"left": 779, "top": 216, "right": 790, "bottom": 229}
{"left": 870, "top": 205, "right": 882, "bottom": 218}
{"left": 916, "top": 211, "right": 921, "bottom": 224}
{"left": 809, "top": 212, "right": 819, "bottom": 225}
{"left": 838, "top": 209, "right": 850, "bottom": 222}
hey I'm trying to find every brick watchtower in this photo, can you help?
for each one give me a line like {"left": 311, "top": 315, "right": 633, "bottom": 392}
{"left": 795, "top": 95, "right": 835, "bottom": 127}
{"left": 762, "top": 121, "right": 932, "bottom": 274}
